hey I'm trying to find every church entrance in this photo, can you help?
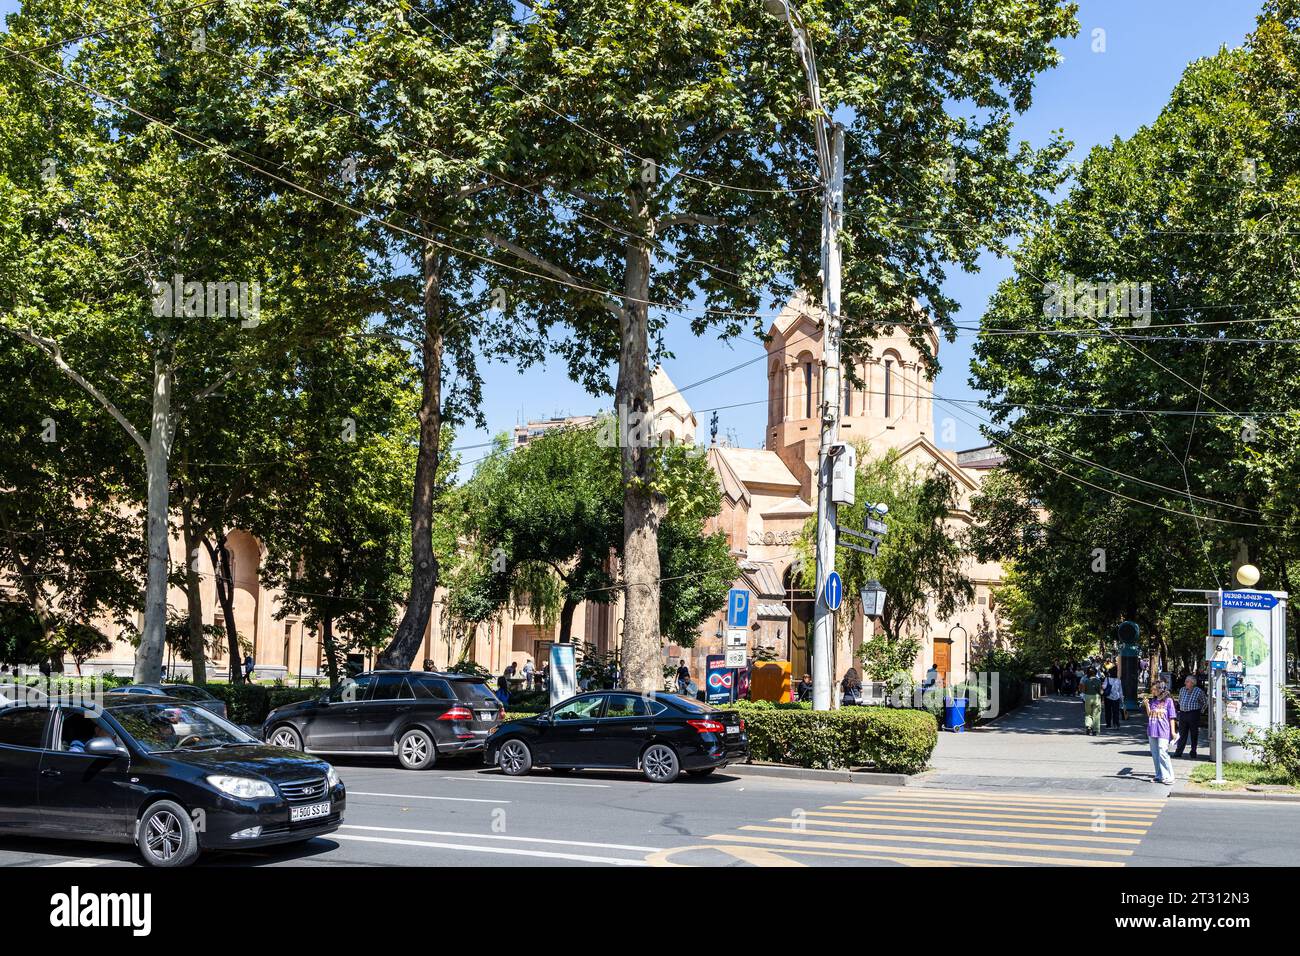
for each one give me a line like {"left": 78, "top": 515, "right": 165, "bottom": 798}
{"left": 784, "top": 565, "right": 813, "bottom": 679}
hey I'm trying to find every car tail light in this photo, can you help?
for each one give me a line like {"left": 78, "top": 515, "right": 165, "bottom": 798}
{"left": 439, "top": 706, "right": 474, "bottom": 721}
{"left": 687, "top": 719, "right": 725, "bottom": 734}
{"left": 739, "top": 718, "right": 745, "bottom": 732}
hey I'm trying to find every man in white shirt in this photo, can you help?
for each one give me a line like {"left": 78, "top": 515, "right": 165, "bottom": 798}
{"left": 1102, "top": 670, "right": 1124, "bottom": 729}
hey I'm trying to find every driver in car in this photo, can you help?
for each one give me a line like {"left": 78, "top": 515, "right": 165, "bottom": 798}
{"left": 66, "top": 724, "right": 116, "bottom": 753}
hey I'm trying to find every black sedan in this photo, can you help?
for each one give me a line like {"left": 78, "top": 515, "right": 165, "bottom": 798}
{"left": 262, "top": 670, "right": 503, "bottom": 770}
{"left": 484, "top": 691, "right": 747, "bottom": 783}
{"left": 0, "top": 697, "right": 344, "bottom": 867}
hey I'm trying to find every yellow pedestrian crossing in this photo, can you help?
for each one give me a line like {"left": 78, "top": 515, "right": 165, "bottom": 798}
{"left": 688, "top": 787, "right": 1164, "bottom": 867}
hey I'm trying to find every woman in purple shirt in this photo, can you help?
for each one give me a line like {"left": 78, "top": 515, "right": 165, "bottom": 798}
{"left": 1143, "top": 680, "right": 1179, "bottom": 785}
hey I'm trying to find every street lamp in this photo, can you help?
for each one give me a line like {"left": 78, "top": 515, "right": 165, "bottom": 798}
{"left": 860, "top": 580, "right": 887, "bottom": 619}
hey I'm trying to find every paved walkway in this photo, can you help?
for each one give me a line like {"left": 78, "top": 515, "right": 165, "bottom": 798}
{"left": 920, "top": 694, "right": 1197, "bottom": 798}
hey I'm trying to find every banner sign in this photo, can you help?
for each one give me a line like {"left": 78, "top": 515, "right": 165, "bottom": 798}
{"left": 549, "top": 643, "right": 577, "bottom": 707}
{"left": 706, "top": 655, "right": 734, "bottom": 705}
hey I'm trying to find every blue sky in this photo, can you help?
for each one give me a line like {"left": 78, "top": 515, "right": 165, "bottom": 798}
{"left": 0, "top": 0, "right": 1264, "bottom": 470}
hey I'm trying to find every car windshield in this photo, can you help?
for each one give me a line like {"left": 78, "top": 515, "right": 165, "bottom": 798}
{"left": 108, "top": 701, "right": 257, "bottom": 752}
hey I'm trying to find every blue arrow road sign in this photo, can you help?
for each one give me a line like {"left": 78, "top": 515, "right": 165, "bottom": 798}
{"left": 727, "top": 589, "right": 751, "bottom": 627}
{"left": 824, "top": 571, "right": 843, "bottom": 611}
{"left": 1221, "top": 590, "right": 1278, "bottom": 610}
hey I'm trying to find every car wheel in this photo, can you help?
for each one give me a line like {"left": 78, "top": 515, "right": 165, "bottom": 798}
{"left": 641, "top": 743, "right": 681, "bottom": 783}
{"left": 498, "top": 739, "right": 533, "bottom": 776}
{"left": 268, "top": 725, "right": 303, "bottom": 750}
{"left": 687, "top": 767, "right": 717, "bottom": 778}
{"left": 137, "top": 800, "right": 200, "bottom": 868}
{"left": 397, "top": 729, "right": 436, "bottom": 770}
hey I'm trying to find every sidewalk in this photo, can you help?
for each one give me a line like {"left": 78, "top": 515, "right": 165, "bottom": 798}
{"left": 918, "top": 694, "right": 1183, "bottom": 798}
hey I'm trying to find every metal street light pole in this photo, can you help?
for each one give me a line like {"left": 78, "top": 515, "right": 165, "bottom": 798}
{"left": 765, "top": 0, "right": 845, "bottom": 711}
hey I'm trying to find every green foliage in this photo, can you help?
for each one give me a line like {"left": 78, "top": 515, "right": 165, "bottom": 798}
{"left": 723, "top": 702, "right": 937, "bottom": 774}
{"left": 1247, "top": 688, "right": 1300, "bottom": 781}
{"left": 202, "top": 684, "right": 324, "bottom": 727}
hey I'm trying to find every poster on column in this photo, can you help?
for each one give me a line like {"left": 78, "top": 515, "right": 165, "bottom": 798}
{"left": 1215, "top": 589, "right": 1287, "bottom": 751}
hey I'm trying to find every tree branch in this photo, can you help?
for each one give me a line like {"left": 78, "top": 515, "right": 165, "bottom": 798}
{"left": 482, "top": 231, "right": 625, "bottom": 321}
{"left": 10, "top": 326, "right": 150, "bottom": 454}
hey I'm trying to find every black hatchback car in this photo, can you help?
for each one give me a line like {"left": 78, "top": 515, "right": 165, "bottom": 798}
{"left": 0, "top": 697, "right": 345, "bottom": 867}
{"left": 485, "top": 691, "right": 747, "bottom": 783}
{"left": 262, "top": 670, "right": 503, "bottom": 770}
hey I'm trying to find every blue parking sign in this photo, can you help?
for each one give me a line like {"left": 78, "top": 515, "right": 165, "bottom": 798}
{"left": 727, "top": 589, "right": 750, "bottom": 628}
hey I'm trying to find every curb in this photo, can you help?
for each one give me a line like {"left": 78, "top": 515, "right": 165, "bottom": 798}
{"left": 727, "top": 763, "right": 916, "bottom": 787}
{"left": 1172, "top": 785, "right": 1300, "bottom": 802}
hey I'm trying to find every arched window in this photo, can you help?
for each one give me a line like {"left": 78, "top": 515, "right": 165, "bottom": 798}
{"left": 883, "top": 359, "right": 893, "bottom": 418}
{"left": 843, "top": 372, "right": 852, "bottom": 416}
{"left": 803, "top": 361, "right": 813, "bottom": 419}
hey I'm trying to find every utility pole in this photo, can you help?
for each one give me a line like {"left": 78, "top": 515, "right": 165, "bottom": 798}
{"left": 765, "top": 0, "right": 845, "bottom": 710}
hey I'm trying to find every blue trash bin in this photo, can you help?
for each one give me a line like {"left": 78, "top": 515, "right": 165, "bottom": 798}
{"left": 943, "top": 697, "right": 968, "bottom": 732}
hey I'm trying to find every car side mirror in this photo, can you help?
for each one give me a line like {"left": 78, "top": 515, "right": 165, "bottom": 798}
{"left": 86, "top": 737, "right": 125, "bottom": 757}
{"left": 319, "top": 693, "right": 331, "bottom": 705}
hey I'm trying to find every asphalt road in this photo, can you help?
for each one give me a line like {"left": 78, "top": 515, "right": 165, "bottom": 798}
{"left": 2, "top": 755, "right": 1299, "bottom": 867}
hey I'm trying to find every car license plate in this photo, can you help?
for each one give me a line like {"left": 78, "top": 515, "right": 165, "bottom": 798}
{"left": 290, "top": 801, "right": 331, "bottom": 823}
{"left": 726, "top": 725, "right": 739, "bottom": 736}
{"left": 477, "top": 711, "right": 496, "bottom": 722}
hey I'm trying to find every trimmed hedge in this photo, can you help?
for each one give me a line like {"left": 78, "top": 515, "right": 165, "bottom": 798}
{"left": 201, "top": 684, "right": 324, "bottom": 725}
{"left": 720, "top": 703, "right": 937, "bottom": 774}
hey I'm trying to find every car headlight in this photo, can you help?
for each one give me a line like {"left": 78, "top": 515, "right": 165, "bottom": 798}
{"left": 326, "top": 765, "right": 341, "bottom": 788}
{"left": 206, "top": 775, "right": 275, "bottom": 799}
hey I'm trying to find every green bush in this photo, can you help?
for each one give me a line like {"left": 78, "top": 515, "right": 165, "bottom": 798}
{"left": 203, "top": 683, "right": 322, "bottom": 725}
{"left": 721, "top": 702, "right": 937, "bottom": 774}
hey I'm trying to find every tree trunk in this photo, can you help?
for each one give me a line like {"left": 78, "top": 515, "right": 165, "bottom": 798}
{"left": 205, "top": 532, "right": 243, "bottom": 683}
{"left": 179, "top": 500, "right": 208, "bottom": 684}
{"left": 134, "top": 358, "right": 173, "bottom": 683}
{"left": 379, "top": 244, "right": 445, "bottom": 669}
{"left": 321, "top": 616, "right": 340, "bottom": 687}
{"left": 617, "top": 230, "right": 666, "bottom": 694}
{"left": 557, "top": 593, "right": 580, "bottom": 645}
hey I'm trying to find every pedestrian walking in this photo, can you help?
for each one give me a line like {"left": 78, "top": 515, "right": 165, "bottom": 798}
{"left": 1102, "top": 669, "right": 1124, "bottom": 729}
{"left": 522, "top": 657, "right": 535, "bottom": 691}
{"left": 1175, "top": 675, "right": 1208, "bottom": 759}
{"left": 676, "top": 659, "right": 690, "bottom": 694}
{"left": 243, "top": 654, "right": 255, "bottom": 683}
{"left": 1050, "top": 661, "right": 1062, "bottom": 695}
{"left": 1081, "top": 665, "right": 1104, "bottom": 735}
{"left": 1143, "top": 680, "right": 1178, "bottom": 785}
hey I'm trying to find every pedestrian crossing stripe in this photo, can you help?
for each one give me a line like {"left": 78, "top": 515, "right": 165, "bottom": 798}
{"left": 837, "top": 799, "right": 1159, "bottom": 822}
{"left": 792, "top": 812, "right": 1144, "bottom": 844}
{"left": 681, "top": 787, "right": 1165, "bottom": 867}
{"left": 807, "top": 807, "right": 1150, "bottom": 835}
{"left": 704, "top": 832, "right": 1127, "bottom": 867}
{"left": 744, "top": 823, "right": 1134, "bottom": 856}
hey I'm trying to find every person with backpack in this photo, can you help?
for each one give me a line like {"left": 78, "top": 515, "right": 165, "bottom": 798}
{"left": 1081, "top": 665, "right": 1104, "bottom": 735}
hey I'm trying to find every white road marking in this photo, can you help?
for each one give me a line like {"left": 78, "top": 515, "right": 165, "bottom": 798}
{"left": 333, "top": 833, "right": 646, "bottom": 865}
{"left": 349, "top": 791, "right": 509, "bottom": 804}
{"left": 341, "top": 824, "right": 662, "bottom": 853}
{"left": 43, "top": 858, "right": 110, "bottom": 867}
{"left": 447, "top": 775, "right": 610, "bottom": 788}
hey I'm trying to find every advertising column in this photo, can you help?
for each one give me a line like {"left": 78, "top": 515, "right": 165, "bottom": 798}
{"left": 1206, "top": 589, "right": 1289, "bottom": 762}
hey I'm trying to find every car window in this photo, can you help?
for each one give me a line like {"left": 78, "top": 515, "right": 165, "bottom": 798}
{"left": 552, "top": 696, "right": 604, "bottom": 721}
{"left": 370, "top": 674, "right": 413, "bottom": 701}
{"left": 603, "top": 694, "right": 653, "bottom": 718}
{"left": 412, "top": 676, "right": 454, "bottom": 700}
{"left": 0, "top": 707, "right": 51, "bottom": 748}
{"left": 56, "top": 709, "right": 122, "bottom": 753}
{"left": 329, "top": 675, "right": 371, "bottom": 703}
{"left": 164, "top": 686, "right": 213, "bottom": 702}
{"left": 656, "top": 693, "right": 712, "bottom": 713}
{"left": 453, "top": 681, "right": 500, "bottom": 704}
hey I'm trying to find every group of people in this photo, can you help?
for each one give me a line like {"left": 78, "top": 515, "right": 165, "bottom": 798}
{"left": 497, "top": 658, "right": 549, "bottom": 696}
{"left": 1068, "top": 659, "right": 1125, "bottom": 735}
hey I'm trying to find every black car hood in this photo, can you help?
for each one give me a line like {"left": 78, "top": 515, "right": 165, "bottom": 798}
{"left": 266, "top": 699, "right": 317, "bottom": 720}
{"left": 155, "top": 745, "right": 331, "bottom": 782}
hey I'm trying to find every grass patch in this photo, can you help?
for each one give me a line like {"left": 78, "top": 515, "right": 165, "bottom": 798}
{"left": 1188, "top": 761, "right": 1300, "bottom": 791}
